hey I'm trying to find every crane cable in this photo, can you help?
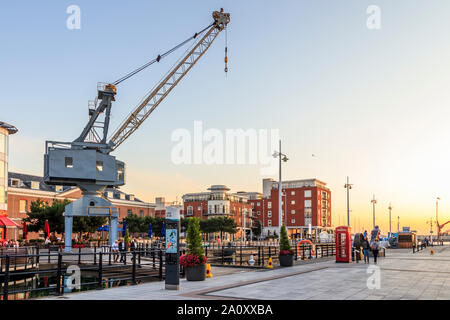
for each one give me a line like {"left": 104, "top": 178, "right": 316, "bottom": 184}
{"left": 112, "top": 22, "right": 215, "bottom": 86}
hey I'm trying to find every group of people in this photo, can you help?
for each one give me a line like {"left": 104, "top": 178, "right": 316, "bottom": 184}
{"left": 361, "top": 226, "right": 381, "bottom": 264}
{"left": 1, "top": 239, "right": 21, "bottom": 248}
{"left": 111, "top": 238, "right": 139, "bottom": 263}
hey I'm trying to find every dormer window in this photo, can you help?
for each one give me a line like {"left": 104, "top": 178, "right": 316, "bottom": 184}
{"left": 120, "top": 193, "right": 125, "bottom": 200}
{"left": 129, "top": 194, "right": 135, "bottom": 201}
{"left": 55, "top": 185, "right": 63, "bottom": 192}
{"left": 107, "top": 191, "right": 113, "bottom": 198}
{"left": 10, "top": 179, "right": 20, "bottom": 187}
{"left": 31, "top": 181, "right": 39, "bottom": 190}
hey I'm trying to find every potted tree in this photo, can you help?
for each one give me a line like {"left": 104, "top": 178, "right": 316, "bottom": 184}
{"left": 180, "top": 218, "right": 207, "bottom": 281}
{"left": 278, "top": 225, "right": 294, "bottom": 267}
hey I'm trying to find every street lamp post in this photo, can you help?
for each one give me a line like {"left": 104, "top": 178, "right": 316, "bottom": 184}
{"left": 344, "top": 177, "right": 353, "bottom": 227}
{"left": 397, "top": 216, "right": 400, "bottom": 233}
{"left": 371, "top": 195, "right": 377, "bottom": 229}
{"left": 388, "top": 203, "right": 393, "bottom": 237}
{"left": 273, "top": 140, "right": 289, "bottom": 238}
{"left": 436, "top": 197, "right": 441, "bottom": 240}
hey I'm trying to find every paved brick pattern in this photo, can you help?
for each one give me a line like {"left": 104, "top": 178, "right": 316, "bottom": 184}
{"left": 43, "top": 246, "right": 450, "bottom": 300}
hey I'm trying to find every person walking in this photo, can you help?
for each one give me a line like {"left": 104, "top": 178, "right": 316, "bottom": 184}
{"left": 119, "top": 238, "right": 127, "bottom": 263}
{"left": 371, "top": 238, "right": 380, "bottom": 264}
{"left": 362, "top": 233, "right": 370, "bottom": 264}
{"left": 112, "top": 240, "right": 119, "bottom": 263}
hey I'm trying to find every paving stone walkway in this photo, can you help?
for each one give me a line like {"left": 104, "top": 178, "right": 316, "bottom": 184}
{"left": 43, "top": 246, "right": 450, "bottom": 300}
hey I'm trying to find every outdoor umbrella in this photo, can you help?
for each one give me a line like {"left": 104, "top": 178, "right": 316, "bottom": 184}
{"left": 148, "top": 223, "right": 153, "bottom": 238}
{"left": 44, "top": 220, "right": 50, "bottom": 239}
{"left": 122, "top": 220, "right": 127, "bottom": 237}
{"left": 161, "top": 222, "right": 165, "bottom": 238}
{"left": 23, "top": 222, "right": 27, "bottom": 240}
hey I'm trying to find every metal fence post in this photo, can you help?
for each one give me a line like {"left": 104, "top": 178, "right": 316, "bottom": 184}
{"left": 221, "top": 246, "right": 224, "bottom": 265}
{"left": 98, "top": 252, "right": 103, "bottom": 289}
{"left": 294, "top": 244, "right": 297, "bottom": 261}
{"left": 94, "top": 245, "right": 97, "bottom": 265}
{"left": 78, "top": 246, "right": 81, "bottom": 265}
{"left": 159, "top": 250, "right": 163, "bottom": 280}
{"left": 3, "top": 255, "right": 10, "bottom": 301}
{"left": 240, "top": 245, "right": 242, "bottom": 266}
{"left": 132, "top": 251, "right": 137, "bottom": 285}
{"left": 152, "top": 248, "right": 156, "bottom": 269}
{"left": 56, "top": 253, "right": 62, "bottom": 296}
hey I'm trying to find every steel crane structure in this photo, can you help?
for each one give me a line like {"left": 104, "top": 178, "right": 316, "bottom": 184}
{"left": 44, "top": 10, "right": 230, "bottom": 251}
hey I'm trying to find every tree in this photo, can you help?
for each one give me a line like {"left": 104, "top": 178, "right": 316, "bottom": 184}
{"left": 279, "top": 225, "right": 292, "bottom": 252}
{"left": 24, "top": 199, "right": 70, "bottom": 235}
{"left": 73, "top": 216, "right": 107, "bottom": 240}
{"left": 124, "top": 214, "right": 145, "bottom": 233}
{"left": 252, "top": 220, "right": 262, "bottom": 238}
{"left": 186, "top": 217, "right": 204, "bottom": 259}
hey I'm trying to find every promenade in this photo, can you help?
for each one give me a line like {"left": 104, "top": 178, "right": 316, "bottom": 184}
{"left": 43, "top": 246, "right": 450, "bottom": 300}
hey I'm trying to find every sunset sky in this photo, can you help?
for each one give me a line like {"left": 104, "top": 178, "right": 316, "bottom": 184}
{"left": 2, "top": 1, "right": 450, "bottom": 234}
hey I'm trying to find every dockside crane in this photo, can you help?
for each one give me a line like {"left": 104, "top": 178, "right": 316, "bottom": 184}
{"left": 44, "top": 10, "right": 230, "bottom": 251}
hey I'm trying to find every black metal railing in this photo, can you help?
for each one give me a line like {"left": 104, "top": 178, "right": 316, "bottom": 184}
{"left": 413, "top": 240, "right": 444, "bottom": 253}
{"left": 204, "top": 243, "right": 335, "bottom": 268}
{"left": 0, "top": 244, "right": 178, "bottom": 301}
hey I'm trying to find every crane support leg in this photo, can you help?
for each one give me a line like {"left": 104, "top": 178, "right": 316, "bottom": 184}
{"left": 64, "top": 216, "right": 73, "bottom": 252}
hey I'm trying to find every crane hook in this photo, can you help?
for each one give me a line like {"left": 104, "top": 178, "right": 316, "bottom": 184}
{"left": 224, "top": 47, "right": 228, "bottom": 73}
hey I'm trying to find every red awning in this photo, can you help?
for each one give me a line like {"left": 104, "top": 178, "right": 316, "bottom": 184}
{"left": 0, "top": 216, "right": 20, "bottom": 228}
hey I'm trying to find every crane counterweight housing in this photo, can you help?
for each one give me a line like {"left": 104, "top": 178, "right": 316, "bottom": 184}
{"left": 43, "top": 9, "right": 230, "bottom": 252}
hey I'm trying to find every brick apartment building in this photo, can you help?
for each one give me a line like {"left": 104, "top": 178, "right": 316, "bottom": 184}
{"left": 182, "top": 185, "right": 254, "bottom": 240}
{"left": 154, "top": 197, "right": 183, "bottom": 219}
{"left": 6, "top": 172, "right": 156, "bottom": 240}
{"left": 241, "top": 178, "right": 332, "bottom": 239}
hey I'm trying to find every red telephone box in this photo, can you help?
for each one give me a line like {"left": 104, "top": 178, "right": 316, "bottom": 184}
{"left": 335, "top": 226, "right": 352, "bottom": 263}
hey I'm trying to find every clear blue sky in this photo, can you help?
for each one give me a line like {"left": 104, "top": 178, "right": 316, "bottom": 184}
{"left": 2, "top": 1, "right": 450, "bottom": 233}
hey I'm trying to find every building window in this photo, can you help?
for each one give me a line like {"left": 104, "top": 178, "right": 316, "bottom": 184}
{"left": 268, "top": 220, "right": 272, "bottom": 226}
{"left": 127, "top": 209, "right": 132, "bottom": 216}
{"left": 304, "top": 190, "right": 311, "bottom": 198}
{"left": 291, "top": 200, "right": 295, "bottom": 205}
{"left": 257, "top": 211, "right": 261, "bottom": 216}
{"left": 65, "top": 157, "right": 73, "bottom": 168}
{"left": 117, "top": 163, "right": 124, "bottom": 181}
{"left": 197, "top": 206, "right": 202, "bottom": 211}
{"left": 268, "top": 202, "right": 272, "bottom": 209}
{"left": 96, "top": 161, "right": 103, "bottom": 172}
{"left": 187, "top": 206, "right": 193, "bottom": 216}
{"left": 291, "top": 191, "right": 295, "bottom": 195}
{"left": 268, "top": 211, "right": 272, "bottom": 218}
{"left": 19, "top": 200, "right": 27, "bottom": 213}
{"left": 257, "top": 202, "right": 260, "bottom": 206}
{"left": 291, "top": 219, "right": 295, "bottom": 224}
{"left": 10, "top": 179, "right": 20, "bottom": 187}
{"left": 291, "top": 210, "right": 295, "bottom": 214}
{"left": 304, "top": 200, "right": 312, "bottom": 208}
{"left": 139, "top": 210, "right": 144, "bottom": 217}
{"left": 55, "top": 185, "right": 63, "bottom": 192}
{"left": 31, "top": 181, "right": 39, "bottom": 190}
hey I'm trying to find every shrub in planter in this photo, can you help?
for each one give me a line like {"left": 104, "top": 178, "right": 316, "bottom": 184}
{"left": 279, "top": 225, "right": 293, "bottom": 267}
{"left": 180, "top": 218, "right": 207, "bottom": 281}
